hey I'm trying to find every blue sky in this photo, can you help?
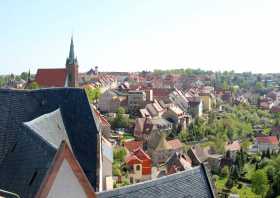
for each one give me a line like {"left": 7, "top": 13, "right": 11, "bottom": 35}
{"left": 1, "top": 0, "right": 280, "bottom": 74}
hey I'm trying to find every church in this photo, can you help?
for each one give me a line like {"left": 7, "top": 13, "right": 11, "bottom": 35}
{"left": 35, "top": 37, "right": 79, "bottom": 87}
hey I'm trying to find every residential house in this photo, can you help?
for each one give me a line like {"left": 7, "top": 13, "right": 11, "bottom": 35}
{"left": 187, "top": 145, "right": 222, "bottom": 171}
{"left": 149, "top": 133, "right": 184, "bottom": 164}
{"left": 134, "top": 117, "right": 173, "bottom": 141}
{"left": 188, "top": 97, "right": 203, "bottom": 118}
{"left": 162, "top": 104, "right": 188, "bottom": 131}
{"left": 169, "top": 88, "right": 189, "bottom": 113}
{"left": 140, "top": 99, "right": 165, "bottom": 118}
{"left": 254, "top": 136, "right": 279, "bottom": 153}
{"left": 125, "top": 148, "right": 152, "bottom": 184}
{"left": 127, "top": 90, "right": 146, "bottom": 114}
{"left": 267, "top": 91, "right": 280, "bottom": 103}
{"left": 151, "top": 88, "right": 174, "bottom": 103}
{"left": 124, "top": 140, "right": 144, "bottom": 153}
{"left": 98, "top": 90, "right": 127, "bottom": 113}
{"left": 271, "top": 126, "right": 280, "bottom": 139}
{"left": 259, "top": 96, "right": 274, "bottom": 110}
{"left": 97, "top": 165, "right": 216, "bottom": 198}
{"left": 198, "top": 87, "right": 215, "bottom": 111}
{"left": 224, "top": 140, "right": 241, "bottom": 159}
{"left": 3, "top": 74, "right": 26, "bottom": 89}
{"left": 164, "top": 152, "right": 192, "bottom": 175}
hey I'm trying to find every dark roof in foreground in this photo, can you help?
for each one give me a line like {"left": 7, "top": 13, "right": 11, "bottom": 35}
{"left": 0, "top": 88, "right": 99, "bottom": 193}
{"left": 0, "top": 124, "right": 56, "bottom": 198}
{"left": 97, "top": 165, "right": 215, "bottom": 198}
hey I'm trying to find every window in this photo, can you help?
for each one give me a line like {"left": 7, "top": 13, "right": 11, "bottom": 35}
{"left": 136, "top": 165, "right": 141, "bottom": 171}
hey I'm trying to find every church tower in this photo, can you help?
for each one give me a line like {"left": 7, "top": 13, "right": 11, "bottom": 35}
{"left": 66, "top": 36, "right": 79, "bottom": 87}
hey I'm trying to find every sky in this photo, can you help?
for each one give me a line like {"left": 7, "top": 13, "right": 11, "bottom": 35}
{"left": 1, "top": 0, "right": 280, "bottom": 74}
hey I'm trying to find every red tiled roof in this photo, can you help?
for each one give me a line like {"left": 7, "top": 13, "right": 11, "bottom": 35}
{"left": 271, "top": 106, "right": 280, "bottom": 113}
{"left": 125, "top": 154, "right": 142, "bottom": 164}
{"left": 256, "top": 136, "right": 279, "bottom": 145}
{"left": 124, "top": 141, "right": 143, "bottom": 153}
{"left": 35, "top": 68, "right": 67, "bottom": 87}
{"left": 225, "top": 141, "right": 241, "bottom": 151}
{"left": 168, "top": 139, "right": 183, "bottom": 150}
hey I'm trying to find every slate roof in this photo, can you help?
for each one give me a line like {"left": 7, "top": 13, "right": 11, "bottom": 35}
{"left": 97, "top": 165, "right": 215, "bottom": 198}
{"left": 0, "top": 88, "right": 99, "bottom": 190}
{"left": 0, "top": 124, "right": 57, "bottom": 198}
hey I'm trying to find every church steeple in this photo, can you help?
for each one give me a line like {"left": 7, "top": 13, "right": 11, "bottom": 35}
{"left": 69, "top": 36, "right": 75, "bottom": 59}
{"left": 66, "top": 36, "right": 78, "bottom": 65}
{"left": 66, "top": 36, "right": 79, "bottom": 87}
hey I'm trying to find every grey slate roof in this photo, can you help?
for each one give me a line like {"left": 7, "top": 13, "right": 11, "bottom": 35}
{"left": 97, "top": 165, "right": 215, "bottom": 198}
{"left": 0, "top": 124, "right": 57, "bottom": 198}
{"left": 0, "top": 88, "right": 99, "bottom": 193}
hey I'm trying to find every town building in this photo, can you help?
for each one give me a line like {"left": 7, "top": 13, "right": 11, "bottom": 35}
{"left": 127, "top": 90, "right": 147, "bottom": 114}
{"left": 98, "top": 90, "right": 127, "bottom": 113}
{"left": 125, "top": 148, "right": 152, "bottom": 184}
{"left": 164, "top": 152, "right": 192, "bottom": 175}
{"left": 254, "top": 136, "right": 279, "bottom": 153}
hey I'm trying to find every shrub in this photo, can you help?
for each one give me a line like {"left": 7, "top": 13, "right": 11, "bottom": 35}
{"left": 220, "top": 166, "right": 229, "bottom": 178}
{"left": 225, "top": 177, "right": 234, "bottom": 189}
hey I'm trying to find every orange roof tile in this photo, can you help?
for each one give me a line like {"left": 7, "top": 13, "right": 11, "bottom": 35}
{"left": 124, "top": 141, "right": 143, "bottom": 153}
{"left": 256, "top": 136, "right": 279, "bottom": 145}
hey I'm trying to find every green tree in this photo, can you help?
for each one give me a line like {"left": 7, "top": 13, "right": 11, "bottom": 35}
{"left": 112, "top": 107, "right": 129, "bottom": 129}
{"left": 178, "top": 129, "right": 188, "bottom": 142}
{"left": 113, "top": 147, "right": 127, "bottom": 162}
{"left": 220, "top": 166, "right": 229, "bottom": 178}
{"left": 113, "top": 162, "right": 122, "bottom": 176}
{"left": 266, "top": 166, "right": 275, "bottom": 183}
{"left": 256, "top": 82, "right": 264, "bottom": 89}
{"left": 20, "top": 72, "right": 29, "bottom": 81}
{"left": 85, "top": 87, "right": 101, "bottom": 103}
{"left": 251, "top": 170, "right": 269, "bottom": 197}
{"left": 25, "top": 82, "right": 39, "bottom": 89}
{"left": 241, "top": 140, "right": 251, "bottom": 151}
{"left": 272, "top": 171, "right": 280, "bottom": 196}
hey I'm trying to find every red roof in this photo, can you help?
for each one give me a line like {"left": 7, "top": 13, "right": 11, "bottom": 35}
{"left": 168, "top": 139, "right": 183, "bottom": 150}
{"left": 271, "top": 106, "right": 280, "bottom": 113}
{"left": 256, "top": 136, "right": 279, "bottom": 145}
{"left": 225, "top": 141, "right": 241, "bottom": 151}
{"left": 35, "top": 68, "right": 67, "bottom": 87}
{"left": 125, "top": 154, "right": 142, "bottom": 164}
{"left": 124, "top": 141, "right": 143, "bottom": 153}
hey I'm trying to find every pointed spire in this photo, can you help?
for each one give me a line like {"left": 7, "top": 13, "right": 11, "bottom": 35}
{"left": 69, "top": 36, "right": 75, "bottom": 60}
{"left": 66, "top": 35, "right": 78, "bottom": 65}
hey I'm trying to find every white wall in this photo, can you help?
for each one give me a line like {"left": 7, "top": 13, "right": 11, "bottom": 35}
{"left": 47, "top": 160, "right": 88, "bottom": 198}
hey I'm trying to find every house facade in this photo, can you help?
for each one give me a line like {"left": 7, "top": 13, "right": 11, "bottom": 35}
{"left": 125, "top": 148, "right": 152, "bottom": 184}
{"left": 255, "top": 136, "right": 279, "bottom": 153}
